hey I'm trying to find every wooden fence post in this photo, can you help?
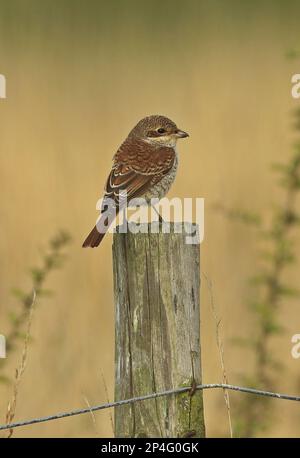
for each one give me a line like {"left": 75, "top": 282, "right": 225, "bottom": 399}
{"left": 113, "top": 222, "right": 205, "bottom": 438}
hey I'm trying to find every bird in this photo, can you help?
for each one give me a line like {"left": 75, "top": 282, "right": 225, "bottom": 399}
{"left": 82, "top": 115, "right": 189, "bottom": 248}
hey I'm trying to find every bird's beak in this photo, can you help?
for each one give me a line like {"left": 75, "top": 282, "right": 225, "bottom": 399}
{"left": 175, "top": 129, "right": 189, "bottom": 138}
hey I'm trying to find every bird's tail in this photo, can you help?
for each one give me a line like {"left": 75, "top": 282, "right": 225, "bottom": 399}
{"left": 82, "top": 206, "right": 120, "bottom": 248}
{"left": 82, "top": 224, "right": 107, "bottom": 248}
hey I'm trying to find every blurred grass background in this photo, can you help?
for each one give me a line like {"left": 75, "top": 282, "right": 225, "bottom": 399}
{"left": 1, "top": 0, "right": 300, "bottom": 437}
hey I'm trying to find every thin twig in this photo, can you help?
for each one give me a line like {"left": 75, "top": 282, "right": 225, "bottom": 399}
{"left": 0, "top": 383, "right": 299, "bottom": 432}
{"left": 100, "top": 371, "right": 114, "bottom": 435}
{"left": 203, "top": 273, "right": 233, "bottom": 438}
{"left": 5, "top": 290, "right": 36, "bottom": 438}
{"left": 82, "top": 395, "right": 99, "bottom": 436}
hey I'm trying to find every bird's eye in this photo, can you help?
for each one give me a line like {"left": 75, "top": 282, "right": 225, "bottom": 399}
{"left": 157, "top": 128, "right": 166, "bottom": 134}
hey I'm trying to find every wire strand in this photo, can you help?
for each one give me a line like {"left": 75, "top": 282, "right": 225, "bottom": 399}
{"left": 1, "top": 383, "right": 300, "bottom": 432}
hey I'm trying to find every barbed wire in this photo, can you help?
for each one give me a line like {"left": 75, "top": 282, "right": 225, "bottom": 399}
{"left": 1, "top": 383, "right": 300, "bottom": 432}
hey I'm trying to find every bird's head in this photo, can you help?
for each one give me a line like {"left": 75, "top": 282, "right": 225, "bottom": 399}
{"left": 129, "top": 115, "right": 189, "bottom": 148}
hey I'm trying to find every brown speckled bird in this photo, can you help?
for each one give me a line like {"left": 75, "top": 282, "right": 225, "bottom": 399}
{"left": 82, "top": 115, "right": 189, "bottom": 248}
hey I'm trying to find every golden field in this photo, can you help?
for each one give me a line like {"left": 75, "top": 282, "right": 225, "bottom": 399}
{"left": 1, "top": 0, "right": 300, "bottom": 437}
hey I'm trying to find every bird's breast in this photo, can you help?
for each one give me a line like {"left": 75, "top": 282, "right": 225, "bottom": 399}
{"left": 143, "top": 153, "right": 178, "bottom": 203}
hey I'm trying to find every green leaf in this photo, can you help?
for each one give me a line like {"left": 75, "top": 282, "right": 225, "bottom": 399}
{"left": 35, "top": 288, "right": 54, "bottom": 298}
{"left": 30, "top": 267, "right": 45, "bottom": 283}
{"left": 11, "top": 287, "right": 27, "bottom": 301}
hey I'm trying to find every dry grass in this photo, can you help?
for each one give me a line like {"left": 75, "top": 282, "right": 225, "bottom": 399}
{"left": 100, "top": 371, "right": 114, "bottom": 436}
{"left": 203, "top": 273, "right": 233, "bottom": 438}
{"left": 5, "top": 291, "right": 36, "bottom": 438}
{"left": 82, "top": 394, "right": 100, "bottom": 436}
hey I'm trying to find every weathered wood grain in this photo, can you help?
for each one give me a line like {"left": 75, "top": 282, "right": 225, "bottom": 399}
{"left": 113, "top": 222, "right": 205, "bottom": 438}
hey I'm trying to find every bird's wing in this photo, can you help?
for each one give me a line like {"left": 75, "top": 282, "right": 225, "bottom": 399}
{"left": 103, "top": 137, "right": 175, "bottom": 207}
